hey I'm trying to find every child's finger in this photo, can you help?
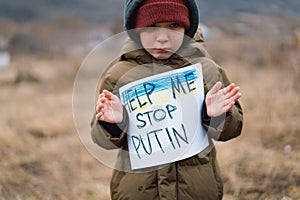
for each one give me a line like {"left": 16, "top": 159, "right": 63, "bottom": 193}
{"left": 209, "top": 81, "right": 222, "bottom": 95}
{"left": 96, "top": 99, "right": 100, "bottom": 106}
{"left": 231, "top": 92, "right": 242, "bottom": 103}
{"left": 103, "top": 90, "right": 113, "bottom": 100}
{"left": 97, "top": 113, "right": 105, "bottom": 121}
{"left": 100, "top": 96, "right": 109, "bottom": 104}
{"left": 96, "top": 112, "right": 102, "bottom": 121}
{"left": 96, "top": 103, "right": 103, "bottom": 113}
{"left": 224, "top": 92, "right": 241, "bottom": 107}
{"left": 223, "top": 83, "right": 235, "bottom": 94}
{"left": 225, "top": 101, "right": 235, "bottom": 112}
{"left": 225, "top": 86, "right": 240, "bottom": 99}
{"left": 98, "top": 92, "right": 106, "bottom": 100}
{"left": 96, "top": 95, "right": 105, "bottom": 106}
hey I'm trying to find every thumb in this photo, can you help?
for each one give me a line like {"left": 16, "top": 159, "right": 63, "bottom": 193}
{"left": 208, "top": 81, "right": 222, "bottom": 95}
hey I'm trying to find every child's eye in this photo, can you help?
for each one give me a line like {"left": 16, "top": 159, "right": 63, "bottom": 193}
{"left": 169, "top": 23, "right": 181, "bottom": 28}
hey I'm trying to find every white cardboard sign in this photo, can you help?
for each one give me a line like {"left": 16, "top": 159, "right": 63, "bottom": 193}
{"left": 119, "top": 63, "right": 209, "bottom": 170}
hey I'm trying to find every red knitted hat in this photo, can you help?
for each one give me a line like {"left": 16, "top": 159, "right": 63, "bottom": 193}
{"left": 135, "top": 0, "right": 190, "bottom": 30}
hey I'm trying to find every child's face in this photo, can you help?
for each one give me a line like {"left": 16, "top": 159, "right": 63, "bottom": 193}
{"left": 139, "top": 22, "right": 185, "bottom": 60}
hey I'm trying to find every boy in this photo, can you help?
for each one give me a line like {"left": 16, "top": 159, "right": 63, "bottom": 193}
{"left": 91, "top": 0, "right": 243, "bottom": 199}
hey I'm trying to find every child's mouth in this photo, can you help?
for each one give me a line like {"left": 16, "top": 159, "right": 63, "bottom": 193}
{"left": 152, "top": 48, "right": 171, "bottom": 53}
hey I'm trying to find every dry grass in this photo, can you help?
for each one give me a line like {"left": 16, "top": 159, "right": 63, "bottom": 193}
{"left": 0, "top": 57, "right": 112, "bottom": 199}
{"left": 216, "top": 64, "right": 300, "bottom": 199}
{"left": 0, "top": 31, "right": 299, "bottom": 200}
{"left": 207, "top": 34, "right": 300, "bottom": 199}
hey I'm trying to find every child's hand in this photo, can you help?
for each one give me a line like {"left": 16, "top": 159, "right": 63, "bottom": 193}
{"left": 205, "top": 82, "right": 241, "bottom": 117}
{"left": 95, "top": 90, "right": 123, "bottom": 123}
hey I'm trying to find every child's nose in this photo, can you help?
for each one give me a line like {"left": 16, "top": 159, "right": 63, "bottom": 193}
{"left": 156, "top": 29, "right": 169, "bottom": 43}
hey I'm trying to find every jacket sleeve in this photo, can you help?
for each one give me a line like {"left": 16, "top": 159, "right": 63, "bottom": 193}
{"left": 91, "top": 109, "right": 128, "bottom": 149}
{"left": 90, "top": 65, "right": 129, "bottom": 149}
{"left": 201, "top": 59, "right": 243, "bottom": 141}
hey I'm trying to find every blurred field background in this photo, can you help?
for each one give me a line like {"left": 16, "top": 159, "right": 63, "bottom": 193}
{"left": 0, "top": 0, "right": 300, "bottom": 199}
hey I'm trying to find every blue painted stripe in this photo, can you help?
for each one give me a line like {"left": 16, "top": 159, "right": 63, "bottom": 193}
{"left": 121, "top": 69, "right": 198, "bottom": 104}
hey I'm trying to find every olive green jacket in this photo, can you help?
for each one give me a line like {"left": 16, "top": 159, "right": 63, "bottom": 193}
{"left": 91, "top": 34, "right": 243, "bottom": 200}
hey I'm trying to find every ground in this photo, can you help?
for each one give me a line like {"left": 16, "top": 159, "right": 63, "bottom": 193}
{"left": 0, "top": 32, "right": 299, "bottom": 199}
